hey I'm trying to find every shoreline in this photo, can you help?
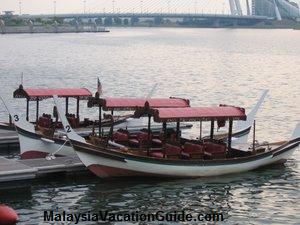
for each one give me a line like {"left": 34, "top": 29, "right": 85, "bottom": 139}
{"left": 1, "top": 23, "right": 299, "bottom": 34}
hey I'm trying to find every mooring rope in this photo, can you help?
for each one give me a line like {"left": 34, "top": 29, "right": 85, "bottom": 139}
{"left": 45, "top": 139, "right": 68, "bottom": 160}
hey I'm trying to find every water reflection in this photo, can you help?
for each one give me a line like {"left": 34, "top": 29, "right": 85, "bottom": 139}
{"left": 69, "top": 163, "right": 297, "bottom": 225}
{"left": 0, "top": 159, "right": 298, "bottom": 224}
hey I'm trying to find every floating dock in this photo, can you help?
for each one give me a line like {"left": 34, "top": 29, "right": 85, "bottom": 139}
{"left": 0, "top": 129, "right": 19, "bottom": 148}
{"left": 0, "top": 156, "right": 88, "bottom": 183}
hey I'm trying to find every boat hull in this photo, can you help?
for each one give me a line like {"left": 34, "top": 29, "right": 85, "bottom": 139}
{"left": 15, "top": 123, "right": 193, "bottom": 159}
{"left": 72, "top": 138, "right": 299, "bottom": 178}
{"left": 16, "top": 126, "right": 74, "bottom": 159}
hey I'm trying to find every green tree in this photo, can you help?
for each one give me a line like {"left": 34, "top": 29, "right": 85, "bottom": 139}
{"left": 95, "top": 17, "right": 102, "bottom": 25}
{"left": 123, "top": 18, "right": 129, "bottom": 26}
{"left": 104, "top": 17, "right": 113, "bottom": 25}
{"left": 154, "top": 16, "right": 162, "bottom": 25}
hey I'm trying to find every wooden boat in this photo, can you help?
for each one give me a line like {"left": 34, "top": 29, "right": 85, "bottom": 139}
{"left": 53, "top": 95, "right": 299, "bottom": 178}
{"left": 0, "top": 85, "right": 126, "bottom": 131}
{"left": 0, "top": 90, "right": 266, "bottom": 159}
{"left": 87, "top": 90, "right": 268, "bottom": 143}
{"left": 0, "top": 94, "right": 192, "bottom": 159}
{"left": 207, "top": 90, "right": 268, "bottom": 143}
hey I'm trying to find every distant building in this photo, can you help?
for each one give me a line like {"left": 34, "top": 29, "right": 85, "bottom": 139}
{"left": 252, "top": 0, "right": 300, "bottom": 18}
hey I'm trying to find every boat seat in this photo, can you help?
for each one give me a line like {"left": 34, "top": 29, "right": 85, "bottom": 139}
{"left": 113, "top": 131, "right": 129, "bottom": 143}
{"left": 129, "top": 131, "right": 150, "bottom": 148}
{"left": 138, "top": 131, "right": 151, "bottom": 148}
{"left": 204, "top": 142, "right": 227, "bottom": 159}
{"left": 182, "top": 142, "right": 204, "bottom": 159}
{"left": 137, "top": 131, "right": 149, "bottom": 140}
{"left": 129, "top": 138, "right": 139, "bottom": 146}
{"left": 165, "top": 143, "right": 182, "bottom": 159}
{"left": 149, "top": 151, "right": 164, "bottom": 158}
{"left": 38, "top": 116, "right": 52, "bottom": 128}
{"left": 152, "top": 138, "right": 162, "bottom": 147}
{"left": 67, "top": 116, "right": 79, "bottom": 128}
{"left": 83, "top": 118, "right": 91, "bottom": 126}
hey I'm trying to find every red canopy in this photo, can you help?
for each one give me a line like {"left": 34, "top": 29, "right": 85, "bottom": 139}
{"left": 13, "top": 85, "right": 92, "bottom": 101}
{"left": 134, "top": 106, "right": 246, "bottom": 122}
{"left": 90, "top": 97, "right": 190, "bottom": 111}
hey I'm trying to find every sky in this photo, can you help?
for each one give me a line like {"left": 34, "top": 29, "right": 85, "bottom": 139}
{"left": 1, "top": 0, "right": 300, "bottom": 15}
{"left": 0, "top": 0, "right": 251, "bottom": 15}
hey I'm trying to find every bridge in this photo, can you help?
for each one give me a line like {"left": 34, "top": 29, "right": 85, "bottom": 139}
{"left": 1, "top": 0, "right": 299, "bottom": 30}
{"left": 12, "top": 0, "right": 299, "bottom": 20}
{"left": 18, "top": 12, "right": 270, "bottom": 21}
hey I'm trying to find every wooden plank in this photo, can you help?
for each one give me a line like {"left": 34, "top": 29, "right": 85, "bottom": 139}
{"left": 19, "top": 156, "right": 85, "bottom": 176}
{"left": 0, "top": 129, "right": 19, "bottom": 146}
{"left": 0, "top": 157, "right": 37, "bottom": 182}
{"left": 0, "top": 156, "right": 86, "bottom": 183}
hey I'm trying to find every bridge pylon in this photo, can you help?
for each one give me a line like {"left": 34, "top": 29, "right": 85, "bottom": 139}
{"left": 229, "top": 0, "right": 243, "bottom": 15}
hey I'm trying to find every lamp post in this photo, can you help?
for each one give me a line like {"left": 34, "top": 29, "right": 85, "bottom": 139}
{"left": 19, "top": 1, "right": 22, "bottom": 15}
{"left": 194, "top": 0, "right": 197, "bottom": 14}
{"left": 53, "top": 1, "right": 56, "bottom": 16}
{"left": 83, "top": 0, "right": 86, "bottom": 14}
{"left": 112, "top": 0, "right": 115, "bottom": 13}
{"left": 140, "top": 0, "right": 143, "bottom": 14}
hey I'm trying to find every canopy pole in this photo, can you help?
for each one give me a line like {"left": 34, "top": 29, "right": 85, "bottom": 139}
{"left": 176, "top": 120, "right": 180, "bottom": 141}
{"left": 26, "top": 98, "right": 29, "bottom": 121}
{"left": 65, "top": 97, "right": 69, "bottom": 116}
{"left": 111, "top": 110, "right": 114, "bottom": 115}
{"left": 9, "top": 115, "right": 12, "bottom": 127}
{"left": 210, "top": 120, "right": 215, "bottom": 139}
{"left": 76, "top": 97, "right": 80, "bottom": 119}
{"left": 163, "top": 122, "right": 167, "bottom": 143}
{"left": 99, "top": 106, "right": 102, "bottom": 137}
{"left": 36, "top": 99, "right": 39, "bottom": 124}
{"left": 228, "top": 119, "right": 233, "bottom": 152}
{"left": 147, "top": 115, "right": 151, "bottom": 156}
{"left": 199, "top": 120, "right": 202, "bottom": 140}
{"left": 163, "top": 121, "right": 167, "bottom": 158}
{"left": 252, "top": 120, "right": 256, "bottom": 152}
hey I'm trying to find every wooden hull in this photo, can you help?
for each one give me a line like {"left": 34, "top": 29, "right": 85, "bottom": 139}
{"left": 71, "top": 138, "right": 299, "bottom": 178}
{"left": 16, "top": 126, "right": 74, "bottom": 159}
{"left": 14, "top": 122, "right": 192, "bottom": 159}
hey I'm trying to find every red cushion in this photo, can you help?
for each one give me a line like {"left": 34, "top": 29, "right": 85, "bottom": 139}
{"left": 129, "top": 139, "right": 139, "bottom": 146}
{"left": 150, "top": 151, "right": 164, "bottom": 158}
{"left": 113, "top": 131, "right": 129, "bottom": 142}
{"left": 165, "top": 144, "right": 182, "bottom": 155}
{"left": 38, "top": 117, "right": 52, "bottom": 127}
{"left": 137, "top": 132, "right": 149, "bottom": 141}
{"left": 67, "top": 117, "right": 78, "bottom": 128}
{"left": 204, "top": 142, "right": 226, "bottom": 154}
{"left": 152, "top": 138, "right": 162, "bottom": 146}
{"left": 183, "top": 142, "right": 204, "bottom": 154}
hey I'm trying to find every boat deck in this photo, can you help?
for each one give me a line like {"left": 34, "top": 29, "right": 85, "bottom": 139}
{"left": 0, "top": 156, "right": 88, "bottom": 183}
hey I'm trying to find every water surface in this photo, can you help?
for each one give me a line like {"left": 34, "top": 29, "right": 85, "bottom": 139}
{"left": 0, "top": 28, "right": 299, "bottom": 224}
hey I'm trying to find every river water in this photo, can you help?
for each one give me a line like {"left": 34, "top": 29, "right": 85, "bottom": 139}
{"left": 0, "top": 28, "right": 299, "bottom": 224}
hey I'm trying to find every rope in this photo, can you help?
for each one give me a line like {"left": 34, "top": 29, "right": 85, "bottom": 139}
{"left": 45, "top": 139, "right": 68, "bottom": 160}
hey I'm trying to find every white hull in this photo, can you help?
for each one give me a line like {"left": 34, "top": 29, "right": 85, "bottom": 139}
{"left": 17, "top": 129, "right": 74, "bottom": 159}
{"left": 52, "top": 94, "right": 300, "bottom": 178}
{"left": 72, "top": 139, "right": 299, "bottom": 178}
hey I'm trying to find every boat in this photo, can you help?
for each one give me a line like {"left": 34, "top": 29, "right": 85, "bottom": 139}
{"left": 87, "top": 90, "right": 268, "bottom": 143}
{"left": 0, "top": 94, "right": 192, "bottom": 159}
{"left": 207, "top": 90, "right": 268, "bottom": 143}
{"left": 0, "top": 90, "right": 266, "bottom": 159}
{"left": 0, "top": 85, "right": 127, "bottom": 131}
{"left": 53, "top": 95, "right": 299, "bottom": 178}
